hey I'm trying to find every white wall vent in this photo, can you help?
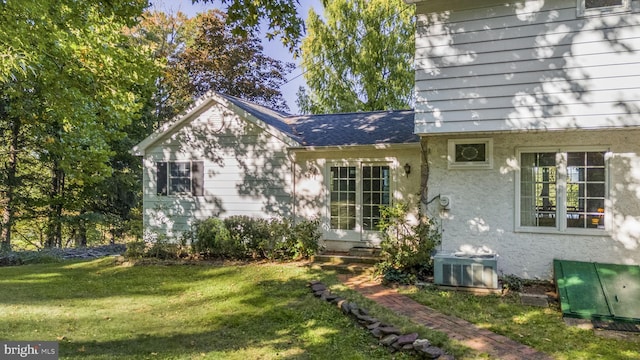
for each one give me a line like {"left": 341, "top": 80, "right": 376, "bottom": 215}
{"left": 433, "top": 253, "right": 498, "bottom": 289}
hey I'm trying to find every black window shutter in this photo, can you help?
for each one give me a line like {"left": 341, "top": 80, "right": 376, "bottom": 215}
{"left": 156, "top": 162, "right": 167, "bottom": 196}
{"left": 191, "top": 161, "right": 204, "bottom": 196}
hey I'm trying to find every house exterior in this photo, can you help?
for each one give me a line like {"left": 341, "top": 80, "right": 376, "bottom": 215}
{"left": 409, "top": 0, "right": 640, "bottom": 278}
{"left": 132, "top": 92, "right": 421, "bottom": 251}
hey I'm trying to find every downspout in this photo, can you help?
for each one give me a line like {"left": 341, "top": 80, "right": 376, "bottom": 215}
{"left": 420, "top": 137, "right": 430, "bottom": 210}
{"left": 288, "top": 150, "right": 297, "bottom": 223}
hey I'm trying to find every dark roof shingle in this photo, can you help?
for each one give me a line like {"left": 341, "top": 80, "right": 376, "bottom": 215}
{"left": 220, "top": 93, "right": 418, "bottom": 147}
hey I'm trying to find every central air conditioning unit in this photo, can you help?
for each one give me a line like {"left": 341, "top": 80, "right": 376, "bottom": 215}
{"left": 433, "top": 252, "right": 498, "bottom": 289}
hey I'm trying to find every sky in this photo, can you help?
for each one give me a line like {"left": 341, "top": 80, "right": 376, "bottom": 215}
{"left": 149, "top": 0, "right": 324, "bottom": 114}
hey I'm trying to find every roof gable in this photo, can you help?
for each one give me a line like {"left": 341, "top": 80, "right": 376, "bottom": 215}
{"left": 132, "top": 92, "right": 418, "bottom": 156}
{"left": 131, "top": 92, "right": 302, "bottom": 156}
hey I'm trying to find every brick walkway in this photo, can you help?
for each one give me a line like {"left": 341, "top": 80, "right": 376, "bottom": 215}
{"left": 339, "top": 273, "right": 554, "bottom": 360}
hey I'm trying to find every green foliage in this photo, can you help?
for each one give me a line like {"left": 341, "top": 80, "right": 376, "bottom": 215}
{"left": 288, "top": 217, "right": 323, "bottom": 259}
{"left": 0, "top": 0, "right": 156, "bottom": 248}
{"left": 0, "top": 249, "right": 63, "bottom": 266}
{"left": 298, "top": 0, "right": 415, "bottom": 113}
{"left": 501, "top": 274, "right": 525, "bottom": 293}
{"left": 224, "top": 215, "right": 271, "bottom": 258}
{"left": 139, "top": 216, "right": 322, "bottom": 261}
{"left": 124, "top": 241, "right": 146, "bottom": 259}
{"left": 375, "top": 203, "right": 441, "bottom": 284}
{"left": 192, "top": 218, "right": 243, "bottom": 259}
{"left": 197, "top": 0, "right": 304, "bottom": 55}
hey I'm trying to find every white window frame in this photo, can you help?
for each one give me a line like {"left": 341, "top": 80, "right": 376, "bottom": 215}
{"left": 515, "top": 146, "right": 610, "bottom": 235}
{"left": 325, "top": 160, "right": 396, "bottom": 241}
{"left": 447, "top": 138, "right": 493, "bottom": 169}
{"left": 169, "top": 161, "right": 192, "bottom": 195}
{"left": 577, "top": 0, "right": 631, "bottom": 16}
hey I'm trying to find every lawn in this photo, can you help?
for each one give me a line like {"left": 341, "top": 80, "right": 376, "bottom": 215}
{"left": 400, "top": 285, "right": 640, "bottom": 360}
{"left": 0, "top": 258, "right": 469, "bottom": 360}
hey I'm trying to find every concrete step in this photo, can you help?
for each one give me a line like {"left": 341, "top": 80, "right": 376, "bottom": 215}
{"left": 312, "top": 253, "right": 380, "bottom": 265}
{"left": 311, "top": 249, "right": 381, "bottom": 275}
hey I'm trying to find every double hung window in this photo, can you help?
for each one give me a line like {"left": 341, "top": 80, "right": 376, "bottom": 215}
{"left": 156, "top": 161, "right": 204, "bottom": 196}
{"left": 518, "top": 149, "right": 607, "bottom": 233}
{"left": 169, "top": 162, "right": 192, "bottom": 194}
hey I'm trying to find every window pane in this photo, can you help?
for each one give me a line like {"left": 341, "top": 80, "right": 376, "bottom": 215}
{"left": 587, "top": 168, "right": 605, "bottom": 182}
{"left": 169, "top": 162, "right": 191, "bottom": 194}
{"left": 362, "top": 165, "right": 390, "bottom": 230}
{"left": 586, "top": 0, "right": 623, "bottom": 9}
{"left": 520, "top": 153, "right": 556, "bottom": 227}
{"left": 330, "top": 166, "right": 357, "bottom": 230}
{"left": 587, "top": 151, "right": 605, "bottom": 166}
{"left": 566, "top": 152, "right": 606, "bottom": 229}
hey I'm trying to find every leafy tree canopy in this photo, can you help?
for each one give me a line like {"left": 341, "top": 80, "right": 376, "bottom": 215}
{"left": 196, "top": 0, "right": 304, "bottom": 55}
{"left": 135, "top": 9, "right": 294, "bottom": 118}
{"left": 297, "top": 0, "right": 415, "bottom": 114}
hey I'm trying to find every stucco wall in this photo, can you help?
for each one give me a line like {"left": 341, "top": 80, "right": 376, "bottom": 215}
{"left": 142, "top": 103, "right": 294, "bottom": 241}
{"left": 293, "top": 145, "right": 422, "bottom": 251}
{"left": 424, "top": 129, "right": 640, "bottom": 279}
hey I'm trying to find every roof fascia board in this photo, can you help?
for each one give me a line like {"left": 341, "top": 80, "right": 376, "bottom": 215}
{"left": 130, "top": 93, "right": 222, "bottom": 156}
{"left": 415, "top": 120, "right": 640, "bottom": 135}
{"left": 289, "top": 142, "right": 420, "bottom": 152}
{"left": 222, "top": 101, "right": 302, "bottom": 148}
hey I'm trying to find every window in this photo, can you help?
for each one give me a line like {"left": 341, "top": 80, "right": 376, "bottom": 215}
{"left": 170, "top": 162, "right": 191, "bottom": 194}
{"left": 448, "top": 138, "right": 493, "bottom": 169}
{"left": 578, "top": 0, "right": 630, "bottom": 16}
{"left": 329, "top": 164, "right": 391, "bottom": 232}
{"left": 362, "top": 165, "right": 391, "bottom": 230}
{"left": 156, "top": 161, "right": 204, "bottom": 196}
{"left": 518, "top": 149, "right": 607, "bottom": 233}
{"left": 330, "top": 166, "right": 357, "bottom": 230}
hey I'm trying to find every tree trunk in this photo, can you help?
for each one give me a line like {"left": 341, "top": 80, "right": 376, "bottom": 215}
{"left": 1, "top": 113, "right": 20, "bottom": 251}
{"left": 46, "top": 162, "right": 64, "bottom": 248}
{"left": 76, "top": 211, "right": 87, "bottom": 247}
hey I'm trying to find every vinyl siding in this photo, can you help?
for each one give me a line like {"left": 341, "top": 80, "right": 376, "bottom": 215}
{"left": 142, "top": 103, "right": 294, "bottom": 240}
{"left": 414, "top": 0, "right": 640, "bottom": 133}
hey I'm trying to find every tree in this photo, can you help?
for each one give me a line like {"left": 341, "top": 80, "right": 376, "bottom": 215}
{"left": 179, "top": 10, "right": 294, "bottom": 111}
{"left": 297, "top": 0, "right": 415, "bottom": 114}
{"left": 135, "top": 10, "right": 294, "bottom": 119}
{"left": 0, "top": 0, "right": 156, "bottom": 248}
{"left": 196, "top": 0, "right": 304, "bottom": 55}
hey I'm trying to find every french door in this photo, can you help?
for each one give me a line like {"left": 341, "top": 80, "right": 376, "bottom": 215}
{"left": 328, "top": 163, "right": 391, "bottom": 241}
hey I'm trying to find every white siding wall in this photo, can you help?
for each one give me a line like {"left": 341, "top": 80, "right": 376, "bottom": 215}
{"left": 414, "top": 0, "right": 640, "bottom": 133}
{"left": 143, "top": 103, "right": 294, "bottom": 240}
{"left": 424, "top": 129, "right": 640, "bottom": 279}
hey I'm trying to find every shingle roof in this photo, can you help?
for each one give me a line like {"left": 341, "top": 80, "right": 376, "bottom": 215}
{"left": 220, "top": 94, "right": 418, "bottom": 147}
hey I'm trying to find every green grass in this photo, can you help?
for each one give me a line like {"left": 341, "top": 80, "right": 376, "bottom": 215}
{"left": 0, "top": 259, "right": 475, "bottom": 359}
{"left": 400, "top": 285, "right": 640, "bottom": 360}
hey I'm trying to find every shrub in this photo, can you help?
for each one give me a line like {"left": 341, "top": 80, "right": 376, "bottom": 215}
{"left": 135, "top": 216, "right": 323, "bottom": 261}
{"left": 501, "top": 274, "right": 525, "bottom": 293}
{"left": 192, "top": 218, "right": 243, "bottom": 259}
{"left": 224, "top": 216, "right": 271, "bottom": 259}
{"left": 287, "top": 218, "right": 323, "bottom": 259}
{"left": 125, "top": 241, "right": 146, "bottom": 259}
{"left": 146, "top": 237, "right": 181, "bottom": 260}
{"left": 375, "top": 203, "right": 441, "bottom": 284}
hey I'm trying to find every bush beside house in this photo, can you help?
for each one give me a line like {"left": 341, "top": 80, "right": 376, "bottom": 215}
{"left": 126, "top": 216, "right": 322, "bottom": 261}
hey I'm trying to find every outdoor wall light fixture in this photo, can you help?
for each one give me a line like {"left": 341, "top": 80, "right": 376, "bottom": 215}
{"left": 404, "top": 163, "right": 411, "bottom": 176}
